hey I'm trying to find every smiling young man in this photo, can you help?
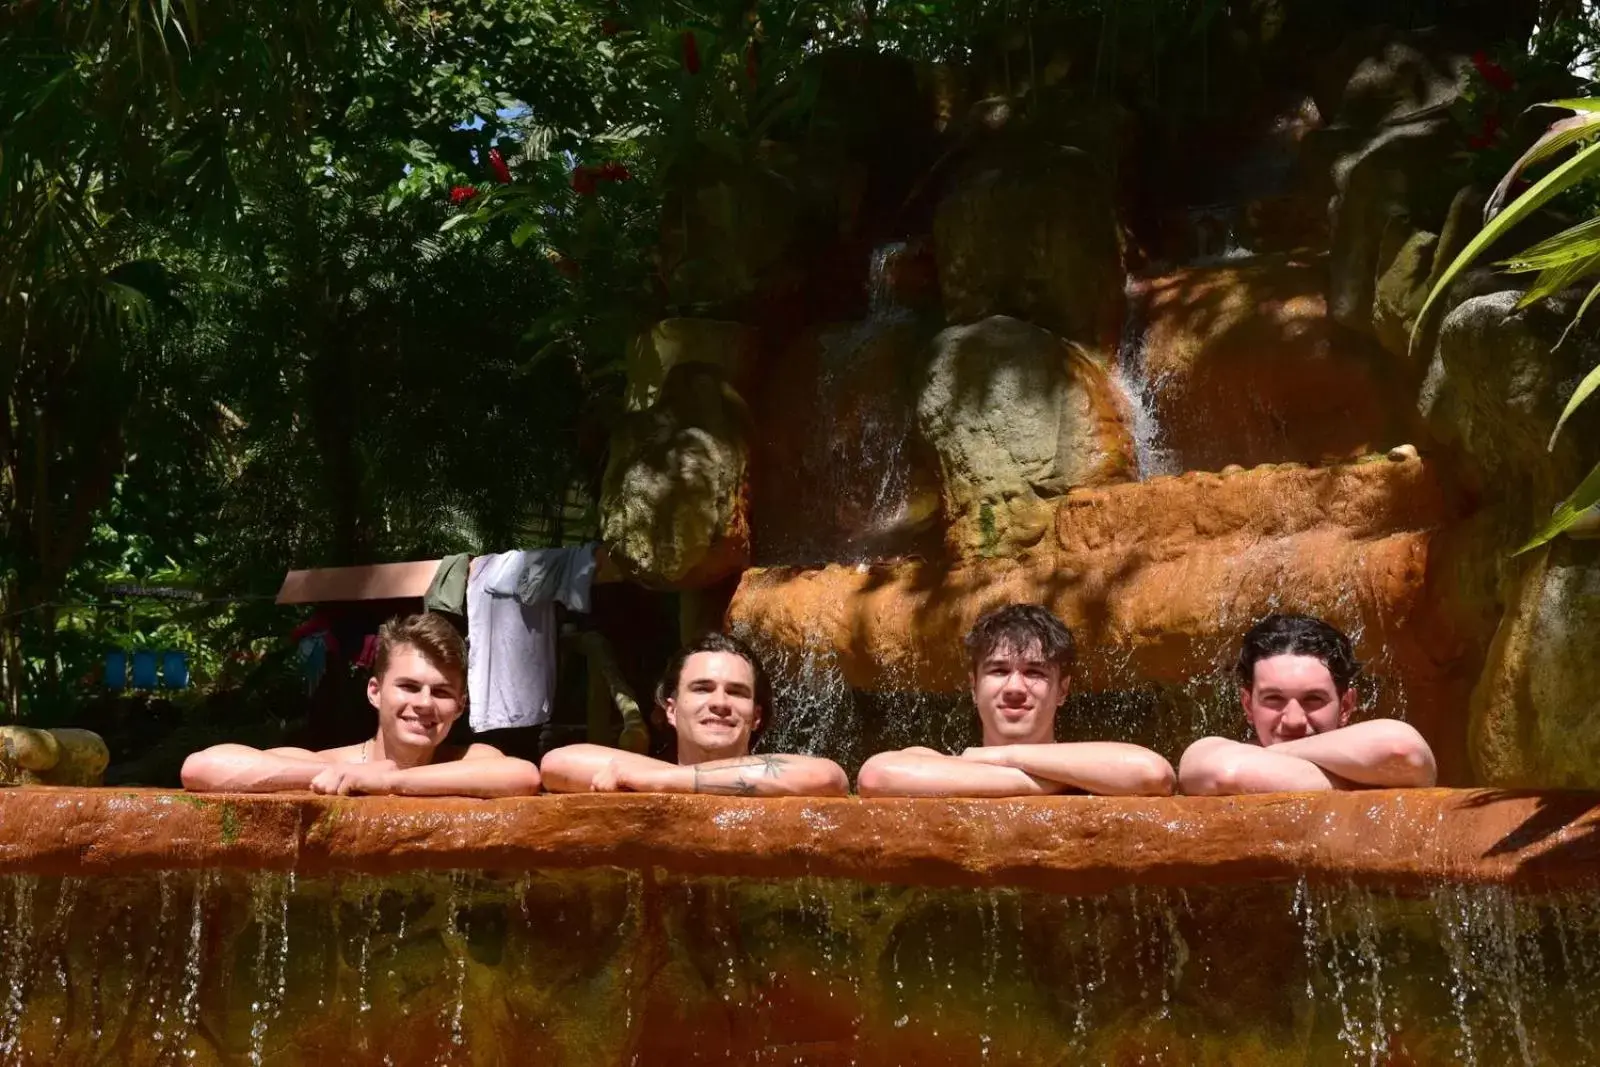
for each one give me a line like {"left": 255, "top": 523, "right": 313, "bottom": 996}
{"left": 855, "top": 604, "right": 1176, "bottom": 797}
{"left": 539, "top": 631, "right": 849, "bottom": 796}
{"left": 1177, "top": 614, "right": 1437, "bottom": 795}
{"left": 182, "top": 613, "right": 542, "bottom": 797}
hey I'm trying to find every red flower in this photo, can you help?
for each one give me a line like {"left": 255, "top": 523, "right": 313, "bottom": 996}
{"left": 601, "top": 17, "right": 622, "bottom": 36}
{"left": 1471, "top": 51, "right": 1515, "bottom": 93}
{"left": 488, "top": 147, "right": 512, "bottom": 184}
{"left": 745, "top": 40, "right": 759, "bottom": 87}
{"left": 449, "top": 185, "right": 479, "bottom": 204}
{"left": 1468, "top": 110, "right": 1502, "bottom": 150}
{"left": 599, "top": 161, "right": 631, "bottom": 182}
{"left": 571, "top": 165, "right": 599, "bottom": 195}
{"left": 681, "top": 30, "right": 701, "bottom": 74}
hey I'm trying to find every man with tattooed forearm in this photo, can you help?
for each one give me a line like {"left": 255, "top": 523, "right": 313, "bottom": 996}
{"left": 539, "top": 633, "right": 849, "bottom": 796}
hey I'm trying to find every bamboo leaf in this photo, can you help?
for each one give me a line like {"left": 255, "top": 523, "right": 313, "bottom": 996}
{"left": 1498, "top": 216, "right": 1600, "bottom": 272}
{"left": 1487, "top": 112, "right": 1600, "bottom": 221}
{"left": 1410, "top": 136, "right": 1600, "bottom": 359}
{"left": 1512, "top": 251, "right": 1600, "bottom": 309}
{"left": 1516, "top": 460, "right": 1600, "bottom": 553}
{"left": 1549, "top": 358, "right": 1600, "bottom": 448}
{"left": 1556, "top": 278, "right": 1600, "bottom": 351}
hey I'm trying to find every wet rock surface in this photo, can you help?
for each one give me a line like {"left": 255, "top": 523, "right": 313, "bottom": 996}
{"left": 933, "top": 144, "right": 1123, "bottom": 347}
{"left": 1133, "top": 258, "right": 1415, "bottom": 470}
{"left": 1, "top": 786, "right": 1599, "bottom": 891}
{"left": 600, "top": 363, "right": 752, "bottom": 589}
{"left": 918, "top": 316, "right": 1136, "bottom": 557}
{"left": 735, "top": 457, "right": 1450, "bottom": 673}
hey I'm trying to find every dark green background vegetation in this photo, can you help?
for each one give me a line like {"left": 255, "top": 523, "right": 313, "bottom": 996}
{"left": 2, "top": 0, "right": 1593, "bottom": 773}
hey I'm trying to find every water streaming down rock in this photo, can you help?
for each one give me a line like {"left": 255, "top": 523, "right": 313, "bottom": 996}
{"left": 1108, "top": 284, "right": 1180, "bottom": 481}
{"left": 3, "top": 868, "right": 1599, "bottom": 1065}
{"left": 756, "top": 242, "right": 942, "bottom": 567}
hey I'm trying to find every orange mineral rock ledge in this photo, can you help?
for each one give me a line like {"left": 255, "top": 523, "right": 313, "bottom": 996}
{"left": 2, "top": 788, "right": 1598, "bottom": 895}
{"left": 728, "top": 456, "right": 1458, "bottom": 694}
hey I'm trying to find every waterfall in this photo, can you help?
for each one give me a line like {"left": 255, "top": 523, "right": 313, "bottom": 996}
{"left": 5, "top": 868, "right": 1600, "bottom": 1064}
{"left": 1112, "top": 277, "right": 1180, "bottom": 479}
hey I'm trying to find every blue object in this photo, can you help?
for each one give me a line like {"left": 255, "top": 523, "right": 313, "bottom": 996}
{"left": 160, "top": 651, "right": 190, "bottom": 689}
{"left": 130, "top": 650, "right": 158, "bottom": 689}
{"left": 104, "top": 650, "right": 127, "bottom": 690}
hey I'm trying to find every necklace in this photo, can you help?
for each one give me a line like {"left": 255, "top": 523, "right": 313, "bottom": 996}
{"left": 360, "top": 738, "right": 372, "bottom": 764}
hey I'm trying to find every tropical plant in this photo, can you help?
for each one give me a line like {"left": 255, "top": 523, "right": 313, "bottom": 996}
{"left": 1412, "top": 97, "right": 1600, "bottom": 554}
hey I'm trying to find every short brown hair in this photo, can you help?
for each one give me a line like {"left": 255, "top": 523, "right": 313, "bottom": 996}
{"left": 964, "top": 604, "right": 1076, "bottom": 676}
{"left": 374, "top": 613, "right": 467, "bottom": 690}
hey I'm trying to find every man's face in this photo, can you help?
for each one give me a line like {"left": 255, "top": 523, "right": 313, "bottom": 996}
{"left": 666, "top": 651, "right": 762, "bottom": 759}
{"left": 971, "top": 640, "right": 1068, "bottom": 745}
{"left": 366, "top": 644, "right": 464, "bottom": 752}
{"left": 1242, "top": 653, "right": 1353, "bottom": 746}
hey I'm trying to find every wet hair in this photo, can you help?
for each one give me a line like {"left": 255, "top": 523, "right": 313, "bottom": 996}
{"left": 1235, "top": 613, "right": 1360, "bottom": 695}
{"left": 657, "top": 631, "right": 772, "bottom": 731}
{"left": 373, "top": 613, "right": 467, "bottom": 691}
{"left": 964, "top": 604, "right": 1076, "bottom": 676}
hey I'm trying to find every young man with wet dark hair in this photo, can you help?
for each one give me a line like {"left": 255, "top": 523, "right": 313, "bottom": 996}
{"left": 1178, "top": 613, "right": 1436, "bottom": 794}
{"left": 856, "top": 604, "right": 1176, "bottom": 797}
{"left": 540, "top": 631, "right": 849, "bottom": 796}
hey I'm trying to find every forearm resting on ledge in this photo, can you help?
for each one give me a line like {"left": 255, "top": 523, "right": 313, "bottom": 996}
{"left": 540, "top": 744, "right": 848, "bottom": 796}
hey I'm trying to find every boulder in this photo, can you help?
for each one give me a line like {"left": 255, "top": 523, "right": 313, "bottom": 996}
{"left": 1420, "top": 291, "right": 1600, "bottom": 785}
{"left": 1320, "top": 32, "right": 1468, "bottom": 339}
{"left": 1135, "top": 258, "right": 1415, "bottom": 469}
{"left": 600, "top": 363, "right": 751, "bottom": 589}
{"left": 1471, "top": 542, "right": 1600, "bottom": 786}
{"left": 1420, "top": 290, "right": 1600, "bottom": 529}
{"left": 933, "top": 143, "right": 1123, "bottom": 347}
{"left": 0, "top": 726, "right": 109, "bottom": 786}
{"left": 1370, "top": 187, "right": 1484, "bottom": 362}
{"left": 917, "top": 316, "right": 1136, "bottom": 557}
{"left": 624, "top": 319, "right": 756, "bottom": 413}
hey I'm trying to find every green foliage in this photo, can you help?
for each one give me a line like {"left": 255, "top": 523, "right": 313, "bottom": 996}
{"left": 1413, "top": 97, "right": 1600, "bottom": 555}
{"left": 4, "top": 0, "right": 1540, "bottom": 740}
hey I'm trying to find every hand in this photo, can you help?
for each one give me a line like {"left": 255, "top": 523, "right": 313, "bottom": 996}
{"left": 959, "top": 746, "right": 1014, "bottom": 765}
{"left": 591, "top": 760, "right": 627, "bottom": 792}
{"left": 310, "top": 760, "right": 398, "bottom": 796}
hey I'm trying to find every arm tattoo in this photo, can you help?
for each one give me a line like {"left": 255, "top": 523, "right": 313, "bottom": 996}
{"left": 692, "top": 755, "right": 792, "bottom": 796}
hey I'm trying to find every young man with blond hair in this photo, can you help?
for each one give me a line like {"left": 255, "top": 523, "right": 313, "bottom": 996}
{"left": 182, "top": 613, "right": 543, "bottom": 797}
{"left": 856, "top": 604, "right": 1176, "bottom": 797}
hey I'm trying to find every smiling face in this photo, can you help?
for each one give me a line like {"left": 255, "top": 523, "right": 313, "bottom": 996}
{"left": 971, "top": 640, "right": 1068, "bottom": 746}
{"left": 366, "top": 643, "right": 464, "bottom": 759}
{"left": 1242, "top": 653, "right": 1355, "bottom": 746}
{"left": 666, "top": 650, "right": 762, "bottom": 763}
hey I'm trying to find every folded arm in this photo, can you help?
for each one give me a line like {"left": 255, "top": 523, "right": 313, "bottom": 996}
{"left": 181, "top": 744, "right": 332, "bottom": 793}
{"left": 1178, "top": 737, "right": 1339, "bottom": 795}
{"left": 357, "top": 744, "right": 542, "bottom": 798}
{"left": 857, "top": 749, "right": 1060, "bottom": 798}
{"left": 541, "top": 744, "right": 848, "bottom": 797}
{"left": 961, "top": 742, "right": 1176, "bottom": 796}
{"left": 1267, "top": 720, "right": 1437, "bottom": 787}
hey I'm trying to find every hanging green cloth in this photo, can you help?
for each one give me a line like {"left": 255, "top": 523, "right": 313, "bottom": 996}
{"left": 423, "top": 553, "right": 471, "bottom": 615}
